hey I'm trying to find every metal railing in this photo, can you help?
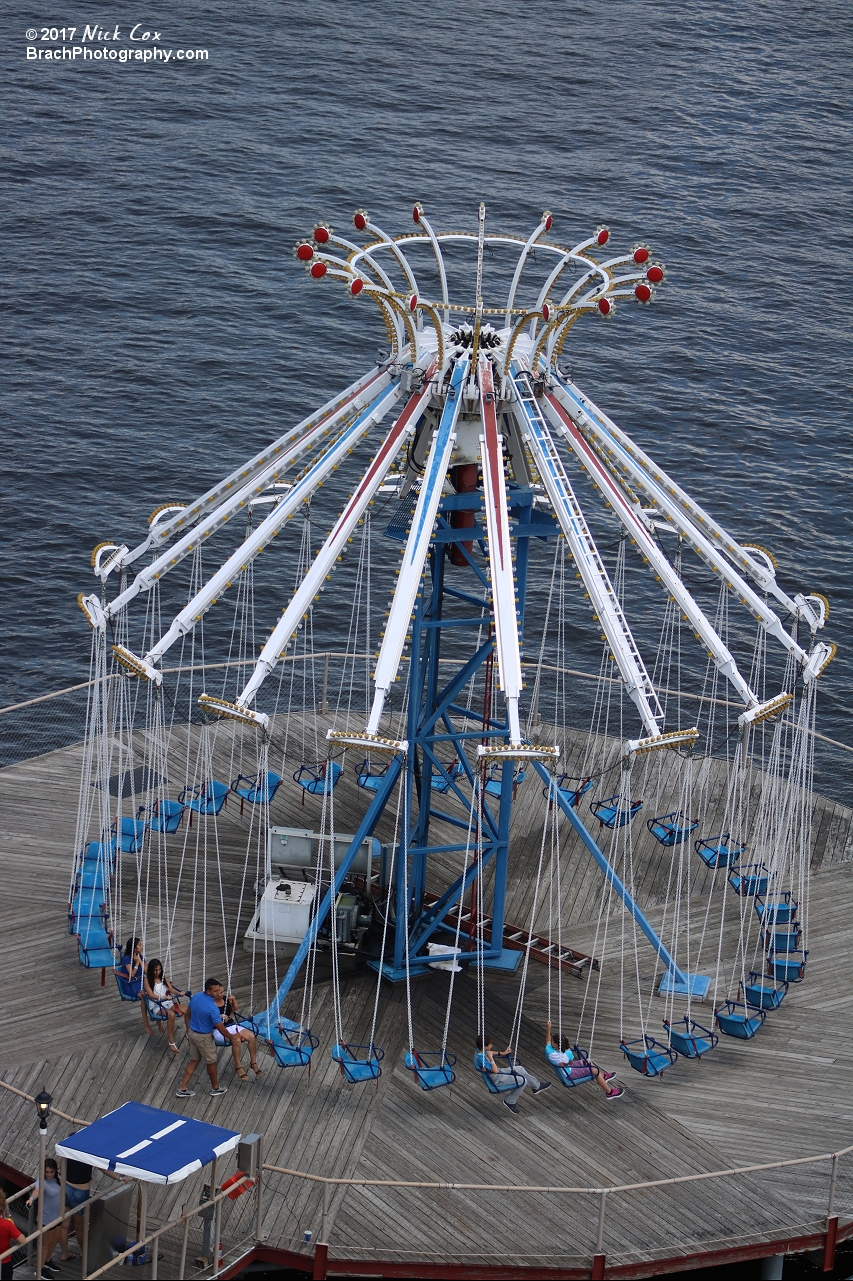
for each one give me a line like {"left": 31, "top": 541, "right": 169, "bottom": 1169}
{"left": 1, "top": 1073, "right": 850, "bottom": 1278}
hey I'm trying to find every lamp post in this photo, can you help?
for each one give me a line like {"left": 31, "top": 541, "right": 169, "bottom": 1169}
{"left": 34, "top": 1089, "right": 52, "bottom": 1281}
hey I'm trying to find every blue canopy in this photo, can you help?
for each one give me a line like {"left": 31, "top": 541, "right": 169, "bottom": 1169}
{"left": 55, "top": 1101, "right": 240, "bottom": 1184}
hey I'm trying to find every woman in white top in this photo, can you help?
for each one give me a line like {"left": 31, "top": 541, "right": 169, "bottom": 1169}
{"left": 143, "top": 959, "right": 189, "bottom": 1052}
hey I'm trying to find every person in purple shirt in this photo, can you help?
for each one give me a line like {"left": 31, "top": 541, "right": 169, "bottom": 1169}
{"left": 545, "top": 1020, "right": 624, "bottom": 1099}
{"left": 175, "top": 978, "right": 239, "bottom": 1098}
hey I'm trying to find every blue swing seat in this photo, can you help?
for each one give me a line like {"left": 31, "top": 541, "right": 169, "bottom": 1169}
{"left": 743, "top": 971, "right": 788, "bottom": 1011}
{"left": 81, "top": 837, "right": 117, "bottom": 865}
{"left": 544, "top": 776, "right": 593, "bottom": 809}
{"left": 755, "top": 893, "right": 798, "bottom": 927}
{"left": 591, "top": 795, "right": 643, "bottom": 829}
{"left": 768, "top": 950, "right": 808, "bottom": 983}
{"left": 663, "top": 1017, "right": 718, "bottom": 1059}
{"left": 762, "top": 925, "right": 801, "bottom": 954}
{"left": 485, "top": 766, "right": 526, "bottom": 798}
{"left": 265, "top": 1024, "right": 319, "bottom": 1067}
{"left": 405, "top": 1049, "right": 457, "bottom": 1090}
{"left": 356, "top": 760, "right": 390, "bottom": 792}
{"left": 728, "top": 863, "right": 770, "bottom": 897}
{"left": 620, "top": 1036, "right": 678, "bottom": 1077}
{"left": 180, "top": 780, "right": 230, "bottom": 816}
{"left": 293, "top": 762, "right": 343, "bottom": 796}
{"left": 113, "top": 970, "right": 142, "bottom": 1001}
{"left": 231, "top": 771, "right": 284, "bottom": 805}
{"left": 647, "top": 811, "right": 698, "bottom": 847}
{"left": 76, "top": 863, "right": 112, "bottom": 891}
{"left": 143, "top": 987, "right": 190, "bottom": 1023}
{"left": 77, "top": 925, "right": 116, "bottom": 969}
{"left": 69, "top": 892, "right": 107, "bottom": 934}
{"left": 548, "top": 1045, "right": 597, "bottom": 1088}
{"left": 432, "top": 760, "right": 465, "bottom": 794}
{"left": 140, "top": 799, "right": 185, "bottom": 834}
{"left": 694, "top": 834, "right": 745, "bottom": 869}
{"left": 112, "top": 816, "right": 148, "bottom": 854}
{"left": 715, "top": 1000, "right": 766, "bottom": 1039}
{"left": 473, "top": 1051, "right": 526, "bottom": 1095}
{"left": 332, "top": 1042, "right": 384, "bottom": 1083}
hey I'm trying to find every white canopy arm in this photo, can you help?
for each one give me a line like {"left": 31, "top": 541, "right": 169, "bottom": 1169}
{"left": 235, "top": 367, "right": 438, "bottom": 709}
{"left": 90, "top": 369, "right": 399, "bottom": 629}
{"left": 137, "top": 380, "right": 403, "bottom": 674}
{"left": 479, "top": 356, "right": 524, "bottom": 746}
{"left": 365, "top": 355, "right": 470, "bottom": 736}
{"left": 113, "top": 361, "right": 394, "bottom": 576}
{"left": 551, "top": 376, "right": 823, "bottom": 630}
{"left": 509, "top": 368, "right": 664, "bottom": 738}
{"left": 539, "top": 390, "right": 761, "bottom": 712}
{"left": 549, "top": 379, "right": 815, "bottom": 666}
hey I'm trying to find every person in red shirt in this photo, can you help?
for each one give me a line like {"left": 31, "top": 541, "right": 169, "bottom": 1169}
{"left": 0, "top": 1190, "right": 26, "bottom": 1281}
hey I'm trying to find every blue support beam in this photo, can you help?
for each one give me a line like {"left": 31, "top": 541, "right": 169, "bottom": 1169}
{"left": 255, "top": 756, "right": 404, "bottom": 1033}
{"left": 533, "top": 762, "right": 710, "bottom": 999}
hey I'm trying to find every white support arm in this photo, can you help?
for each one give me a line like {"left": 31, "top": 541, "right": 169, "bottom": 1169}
{"left": 115, "top": 362, "right": 394, "bottom": 573}
{"left": 89, "top": 368, "right": 398, "bottom": 629}
{"left": 479, "top": 356, "right": 523, "bottom": 746}
{"left": 141, "top": 381, "right": 403, "bottom": 670}
{"left": 365, "top": 356, "right": 470, "bottom": 735}
{"left": 548, "top": 380, "right": 815, "bottom": 666}
{"left": 504, "top": 214, "right": 551, "bottom": 328}
{"left": 538, "top": 389, "right": 760, "bottom": 711}
{"left": 550, "top": 376, "right": 818, "bottom": 626}
{"left": 235, "top": 368, "right": 437, "bottom": 709}
{"left": 509, "top": 368, "right": 664, "bottom": 737}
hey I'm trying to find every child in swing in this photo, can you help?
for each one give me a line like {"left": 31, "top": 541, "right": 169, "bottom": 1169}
{"left": 545, "top": 1020, "right": 624, "bottom": 1099}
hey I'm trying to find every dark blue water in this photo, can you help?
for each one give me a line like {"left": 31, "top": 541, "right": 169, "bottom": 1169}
{"left": 3, "top": 2, "right": 851, "bottom": 790}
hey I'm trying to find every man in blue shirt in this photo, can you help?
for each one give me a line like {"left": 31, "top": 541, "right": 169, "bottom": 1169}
{"left": 176, "top": 978, "right": 240, "bottom": 1098}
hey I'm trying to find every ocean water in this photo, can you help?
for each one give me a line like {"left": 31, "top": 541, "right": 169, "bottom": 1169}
{"left": 3, "top": 1, "right": 851, "bottom": 794}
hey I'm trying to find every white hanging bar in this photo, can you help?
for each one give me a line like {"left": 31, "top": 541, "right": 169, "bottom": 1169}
{"left": 363, "top": 355, "right": 470, "bottom": 738}
{"left": 509, "top": 366, "right": 666, "bottom": 739}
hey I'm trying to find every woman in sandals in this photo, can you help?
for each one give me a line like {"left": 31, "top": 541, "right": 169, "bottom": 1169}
{"left": 143, "top": 959, "right": 189, "bottom": 1053}
{"left": 213, "top": 989, "right": 262, "bottom": 1080}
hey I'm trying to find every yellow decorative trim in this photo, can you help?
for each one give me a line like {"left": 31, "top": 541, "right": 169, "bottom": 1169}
{"left": 326, "top": 729, "right": 408, "bottom": 755}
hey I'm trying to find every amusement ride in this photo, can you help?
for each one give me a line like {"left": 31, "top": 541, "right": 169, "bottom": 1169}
{"left": 70, "top": 201, "right": 835, "bottom": 1088}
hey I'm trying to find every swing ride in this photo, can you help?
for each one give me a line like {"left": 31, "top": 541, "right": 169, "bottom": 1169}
{"left": 69, "top": 199, "right": 836, "bottom": 1098}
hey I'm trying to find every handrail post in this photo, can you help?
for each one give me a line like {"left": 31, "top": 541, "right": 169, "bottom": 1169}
{"left": 81, "top": 1201, "right": 90, "bottom": 1277}
{"left": 313, "top": 1181, "right": 330, "bottom": 1280}
{"left": 828, "top": 1152, "right": 838, "bottom": 1219}
{"left": 591, "top": 1188, "right": 607, "bottom": 1278}
{"left": 178, "top": 1204, "right": 189, "bottom": 1280}
{"left": 255, "top": 1141, "right": 264, "bottom": 1242}
{"left": 36, "top": 1123, "right": 46, "bottom": 1281}
{"left": 212, "top": 1188, "right": 223, "bottom": 1276}
{"left": 27, "top": 1195, "right": 35, "bottom": 1269}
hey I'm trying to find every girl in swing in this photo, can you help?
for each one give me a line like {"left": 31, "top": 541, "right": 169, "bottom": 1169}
{"left": 545, "top": 1020, "right": 625, "bottom": 1099}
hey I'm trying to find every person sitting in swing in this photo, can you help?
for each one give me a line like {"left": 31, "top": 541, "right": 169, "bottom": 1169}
{"left": 545, "top": 1020, "right": 624, "bottom": 1099}
{"left": 474, "top": 1034, "right": 551, "bottom": 1114}
{"left": 119, "top": 937, "right": 153, "bottom": 1036}
{"left": 143, "top": 959, "right": 190, "bottom": 1053}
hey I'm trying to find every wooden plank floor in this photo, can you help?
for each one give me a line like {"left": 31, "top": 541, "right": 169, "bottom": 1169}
{"left": 1, "top": 726, "right": 852, "bottom": 1273}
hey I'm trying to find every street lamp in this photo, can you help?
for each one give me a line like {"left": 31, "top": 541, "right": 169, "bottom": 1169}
{"left": 35, "top": 1090, "right": 52, "bottom": 1130}
{"left": 34, "top": 1089, "right": 52, "bottom": 1279}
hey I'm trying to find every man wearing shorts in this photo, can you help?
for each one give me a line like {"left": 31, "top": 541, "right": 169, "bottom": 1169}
{"left": 176, "top": 978, "right": 239, "bottom": 1098}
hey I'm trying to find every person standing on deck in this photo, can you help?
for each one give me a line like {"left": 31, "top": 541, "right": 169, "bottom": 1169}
{"left": 175, "top": 979, "right": 240, "bottom": 1098}
{"left": 474, "top": 1035, "right": 551, "bottom": 1114}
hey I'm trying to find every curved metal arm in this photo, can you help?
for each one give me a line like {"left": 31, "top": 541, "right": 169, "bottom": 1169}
{"left": 504, "top": 213, "right": 551, "bottom": 328}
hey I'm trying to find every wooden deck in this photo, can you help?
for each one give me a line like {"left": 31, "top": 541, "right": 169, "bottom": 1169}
{"left": 1, "top": 722, "right": 852, "bottom": 1277}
